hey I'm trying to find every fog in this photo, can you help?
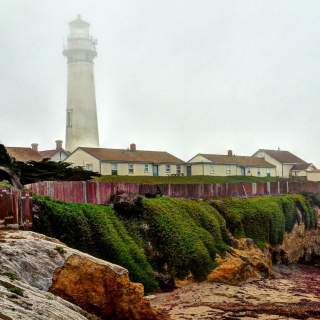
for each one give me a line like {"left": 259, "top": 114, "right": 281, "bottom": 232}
{"left": 1, "top": 1, "right": 319, "bottom": 164}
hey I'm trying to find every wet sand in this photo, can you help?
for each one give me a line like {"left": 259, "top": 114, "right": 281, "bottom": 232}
{"left": 151, "top": 264, "right": 320, "bottom": 319}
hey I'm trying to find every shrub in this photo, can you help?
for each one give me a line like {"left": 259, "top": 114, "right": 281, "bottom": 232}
{"left": 7, "top": 287, "right": 23, "bottom": 296}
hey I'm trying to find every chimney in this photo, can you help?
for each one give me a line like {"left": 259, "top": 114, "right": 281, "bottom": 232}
{"left": 31, "top": 143, "right": 39, "bottom": 152}
{"left": 55, "top": 140, "right": 63, "bottom": 150}
{"left": 130, "top": 143, "right": 136, "bottom": 152}
{"left": 228, "top": 150, "right": 232, "bottom": 157}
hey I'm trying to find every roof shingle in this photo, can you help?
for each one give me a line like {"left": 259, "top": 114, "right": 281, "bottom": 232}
{"left": 79, "top": 147, "right": 185, "bottom": 163}
{"left": 255, "top": 149, "right": 307, "bottom": 164}
{"left": 6, "top": 147, "right": 44, "bottom": 162}
{"left": 195, "top": 154, "right": 275, "bottom": 167}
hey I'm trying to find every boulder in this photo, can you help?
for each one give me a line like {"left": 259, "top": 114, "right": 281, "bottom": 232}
{"left": 0, "top": 230, "right": 170, "bottom": 320}
{"left": 207, "top": 238, "right": 274, "bottom": 286}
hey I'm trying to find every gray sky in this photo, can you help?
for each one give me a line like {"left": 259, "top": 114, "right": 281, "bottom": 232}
{"left": 1, "top": 1, "right": 320, "bottom": 164}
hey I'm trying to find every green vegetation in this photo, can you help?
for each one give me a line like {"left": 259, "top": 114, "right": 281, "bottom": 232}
{"left": 2, "top": 272, "right": 21, "bottom": 281}
{"left": 0, "top": 180, "right": 13, "bottom": 187}
{"left": 34, "top": 195, "right": 157, "bottom": 292}
{"left": 33, "top": 193, "right": 318, "bottom": 290}
{"left": 134, "top": 198, "right": 230, "bottom": 281}
{"left": 0, "top": 143, "right": 101, "bottom": 186}
{"left": 45, "top": 293, "right": 54, "bottom": 300}
{"left": 18, "top": 159, "right": 101, "bottom": 185}
{"left": 93, "top": 175, "right": 280, "bottom": 185}
{"left": 54, "top": 246, "right": 66, "bottom": 254}
{"left": 34, "top": 195, "right": 231, "bottom": 289}
{"left": 7, "top": 287, "right": 23, "bottom": 297}
{"left": 211, "top": 194, "right": 318, "bottom": 250}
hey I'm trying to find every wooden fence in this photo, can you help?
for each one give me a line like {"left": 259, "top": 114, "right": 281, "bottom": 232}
{"left": 26, "top": 180, "right": 320, "bottom": 205}
{"left": 0, "top": 187, "right": 33, "bottom": 229}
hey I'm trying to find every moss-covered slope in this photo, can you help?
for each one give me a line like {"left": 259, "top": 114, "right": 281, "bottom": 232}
{"left": 33, "top": 194, "right": 318, "bottom": 291}
{"left": 33, "top": 195, "right": 231, "bottom": 291}
{"left": 210, "top": 194, "right": 318, "bottom": 250}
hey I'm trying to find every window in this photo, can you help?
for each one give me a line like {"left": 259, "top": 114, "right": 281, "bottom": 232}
{"left": 176, "top": 165, "right": 181, "bottom": 174}
{"left": 128, "top": 164, "right": 134, "bottom": 174}
{"left": 111, "top": 163, "right": 118, "bottom": 175}
{"left": 210, "top": 165, "right": 215, "bottom": 174}
{"left": 247, "top": 167, "right": 251, "bottom": 175}
{"left": 66, "top": 110, "right": 72, "bottom": 127}
{"left": 144, "top": 164, "right": 149, "bottom": 173}
{"left": 257, "top": 168, "right": 261, "bottom": 176}
{"left": 86, "top": 164, "right": 93, "bottom": 171}
{"left": 166, "top": 164, "right": 171, "bottom": 173}
{"left": 226, "top": 165, "right": 231, "bottom": 174}
{"left": 267, "top": 168, "right": 271, "bottom": 177}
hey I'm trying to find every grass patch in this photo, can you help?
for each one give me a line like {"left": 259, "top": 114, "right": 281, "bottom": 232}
{"left": 54, "top": 246, "right": 65, "bottom": 254}
{"left": 93, "top": 175, "right": 280, "bottom": 185}
{"left": 2, "top": 273, "right": 21, "bottom": 281}
{"left": 7, "top": 287, "right": 23, "bottom": 296}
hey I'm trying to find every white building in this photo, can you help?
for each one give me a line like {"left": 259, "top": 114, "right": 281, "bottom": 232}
{"left": 63, "top": 15, "right": 100, "bottom": 153}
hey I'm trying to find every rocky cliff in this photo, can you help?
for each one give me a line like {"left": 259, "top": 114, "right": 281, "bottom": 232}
{"left": 270, "top": 207, "right": 320, "bottom": 264}
{"left": 0, "top": 230, "right": 169, "bottom": 320}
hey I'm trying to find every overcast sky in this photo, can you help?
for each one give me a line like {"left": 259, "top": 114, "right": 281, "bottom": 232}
{"left": 1, "top": 1, "right": 320, "bottom": 164}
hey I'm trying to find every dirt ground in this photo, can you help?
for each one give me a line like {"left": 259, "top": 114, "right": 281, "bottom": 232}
{"left": 151, "top": 264, "right": 320, "bottom": 320}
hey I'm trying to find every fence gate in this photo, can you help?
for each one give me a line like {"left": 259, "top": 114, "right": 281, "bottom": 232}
{"left": 0, "top": 187, "right": 33, "bottom": 229}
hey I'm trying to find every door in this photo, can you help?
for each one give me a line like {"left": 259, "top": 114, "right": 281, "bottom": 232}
{"left": 187, "top": 166, "right": 192, "bottom": 177}
{"left": 241, "top": 168, "right": 245, "bottom": 176}
{"left": 153, "top": 165, "right": 159, "bottom": 176}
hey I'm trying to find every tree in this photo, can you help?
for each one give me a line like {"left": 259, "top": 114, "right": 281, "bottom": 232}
{"left": 0, "top": 144, "right": 22, "bottom": 189}
{"left": 0, "top": 144, "right": 101, "bottom": 187}
{"left": 18, "top": 159, "right": 101, "bottom": 185}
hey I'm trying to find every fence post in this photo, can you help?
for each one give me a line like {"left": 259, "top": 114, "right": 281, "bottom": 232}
{"left": 83, "top": 181, "right": 87, "bottom": 203}
{"left": 278, "top": 181, "right": 280, "bottom": 194}
{"left": 96, "top": 182, "right": 100, "bottom": 205}
{"left": 216, "top": 184, "right": 219, "bottom": 196}
{"left": 47, "top": 181, "right": 51, "bottom": 198}
{"left": 287, "top": 181, "right": 289, "bottom": 194}
{"left": 252, "top": 183, "right": 257, "bottom": 195}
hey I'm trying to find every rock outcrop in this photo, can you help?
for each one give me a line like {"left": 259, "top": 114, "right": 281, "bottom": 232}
{"left": 270, "top": 207, "right": 320, "bottom": 264}
{"left": 0, "top": 273, "right": 99, "bottom": 319}
{"left": 207, "top": 238, "right": 274, "bottom": 285}
{"left": 50, "top": 255, "right": 169, "bottom": 320}
{"left": 0, "top": 230, "right": 170, "bottom": 320}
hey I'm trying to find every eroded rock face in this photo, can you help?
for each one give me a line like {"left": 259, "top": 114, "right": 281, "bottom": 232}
{"left": 207, "top": 238, "right": 274, "bottom": 285}
{"left": 0, "top": 230, "right": 169, "bottom": 320}
{"left": 49, "top": 255, "right": 169, "bottom": 320}
{"left": 270, "top": 207, "right": 320, "bottom": 264}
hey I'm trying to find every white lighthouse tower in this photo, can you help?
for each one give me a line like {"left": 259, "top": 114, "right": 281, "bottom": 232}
{"left": 63, "top": 15, "right": 100, "bottom": 152}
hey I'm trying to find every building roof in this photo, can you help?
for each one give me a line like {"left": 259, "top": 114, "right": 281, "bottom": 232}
{"left": 291, "top": 163, "right": 314, "bottom": 171}
{"left": 76, "top": 147, "right": 185, "bottom": 164}
{"left": 305, "top": 169, "right": 320, "bottom": 173}
{"left": 39, "top": 149, "right": 69, "bottom": 159}
{"left": 254, "top": 149, "right": 307, "bottom": 164}
{"left": 192, "top": 154, "right": 275, "bottom": 167}
{"left": 5, "top": 147, "right": 44, "bottom": 162}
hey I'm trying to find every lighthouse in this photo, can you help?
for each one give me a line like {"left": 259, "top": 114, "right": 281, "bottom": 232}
{"left": 63, "top": 15, "right": 100, "bottom": 152}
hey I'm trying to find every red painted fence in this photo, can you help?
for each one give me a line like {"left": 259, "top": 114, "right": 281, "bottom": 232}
{"left": 26, "top": 181, "right": 320, "bottom": 205}
{"left": 0, "top": 187, "right": 33, "bottom": 229}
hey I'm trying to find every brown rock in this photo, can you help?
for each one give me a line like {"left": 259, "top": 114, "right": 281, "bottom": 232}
{"left": 269, "top": 207, "right": 320, "bottom": 264}
{"left": 49, "top": 255, "right": 170, "bottom": 320}
{"left": 207, "top": 239, "right": 274, "bottom": 285}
